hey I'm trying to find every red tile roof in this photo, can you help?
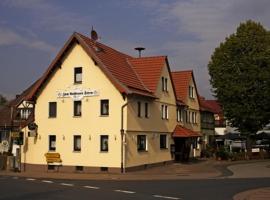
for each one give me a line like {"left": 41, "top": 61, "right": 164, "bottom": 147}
{"left": 204, "top": 100, "right": 222, "bottom": 114}
{"left": 26, "top": 32, "right": 167, "bottom": 100}
{"left": 128, "top": 56, "right": 166, "bottom": 93}
{"left": 199, "top": 96, "right": 214, "bottom": 112}
{"left": 171, "top": 70, "right": 193, "bottom": 103}
{"left": 173, "top": 125, "right": 201, "bottom": 137}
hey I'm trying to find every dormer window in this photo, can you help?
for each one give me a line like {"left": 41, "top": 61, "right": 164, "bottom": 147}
{"left": 189, "top": 85, "right": 194, "bottom": 98}
{"left": 20, "top": 109, "right": 31, "bottom": 120}
{"left": 74, "top": 67, "right": 82, "bottom": 84}
{"left": 162, "top": 77, "right": 168, "bottom": 92}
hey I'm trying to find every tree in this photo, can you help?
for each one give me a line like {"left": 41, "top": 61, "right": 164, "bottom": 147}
{"left": 208, "top": 20, "right": 270, "bottom": 135}
{"left": 0, "top": 94, "right": 7, "bottom": 106}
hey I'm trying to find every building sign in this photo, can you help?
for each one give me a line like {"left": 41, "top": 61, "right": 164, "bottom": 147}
{"left": 57, "top": 88, "right": 99, "bottom": 100}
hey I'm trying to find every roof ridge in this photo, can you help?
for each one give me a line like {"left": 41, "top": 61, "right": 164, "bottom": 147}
{"left": 171, "top": 70, "right": 193, "bottom": 73}
{"left": 129, "top": 55, "right": 166, "bottom": 60}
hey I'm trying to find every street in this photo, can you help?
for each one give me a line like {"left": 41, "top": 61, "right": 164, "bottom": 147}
{"left": 0, "top": 175, "right": 269, "bottom": 200}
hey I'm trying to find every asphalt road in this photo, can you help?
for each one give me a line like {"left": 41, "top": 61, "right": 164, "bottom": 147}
{"left": 0, "top": 176, "right": 269, "bottom": 200}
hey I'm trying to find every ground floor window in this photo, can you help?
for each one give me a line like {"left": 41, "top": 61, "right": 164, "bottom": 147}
{"left": 160, "top": 134, "right": 168, "bottom": 149}
{"left": 137, "top": 135, "right": 147, "bottom": 151}
{"left": 100, "top": 135, "right": 109, "bottom": 152}
{"left": 73, "top": 135, "right": 81, "bottom": 152}
{"left": 49, "top": 135, "right": 56, "bottom": 151}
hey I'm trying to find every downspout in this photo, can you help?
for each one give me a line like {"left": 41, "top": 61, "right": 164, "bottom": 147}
{"left": 120, "top": 101, "right": 129, "bottom": 174}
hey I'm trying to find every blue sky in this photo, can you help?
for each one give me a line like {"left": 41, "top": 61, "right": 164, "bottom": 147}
{"left": 0, "top": 0, "right": 270, "bottom": 99}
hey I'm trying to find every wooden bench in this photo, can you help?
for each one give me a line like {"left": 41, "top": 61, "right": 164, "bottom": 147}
{"left": 44, "top": 152, "right": 62, "bottom": 171}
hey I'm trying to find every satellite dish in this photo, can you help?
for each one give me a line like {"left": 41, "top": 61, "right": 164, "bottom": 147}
{"left": 91, "top": 26, "right": 98, "bottom": 41}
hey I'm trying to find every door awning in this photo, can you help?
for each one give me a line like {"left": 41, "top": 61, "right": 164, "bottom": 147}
{"left": 173, "top": 125, "right": 201, "bottom": 138}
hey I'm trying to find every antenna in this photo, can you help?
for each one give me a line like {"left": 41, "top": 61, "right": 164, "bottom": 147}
{"left": 134, "top": 47, "right": 145, "bottom": 58}
{"left": 91, "top": 26, "right": 98, "bottom": 41}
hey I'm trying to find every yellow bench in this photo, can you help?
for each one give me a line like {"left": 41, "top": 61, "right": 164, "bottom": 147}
{"left": 44, "top": 153, "right": 62, "bottom": 170}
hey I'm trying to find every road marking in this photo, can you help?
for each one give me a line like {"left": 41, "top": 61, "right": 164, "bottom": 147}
{"left": 26, "top": 178, "right": 36, "bottom": 181}
{"left": 60, "top": 183, "right": 74, "bottom": 187}
{"left": 153, "top": 195, "right": 181, "bottom": 200}
{"left": 12, "top": 177, "right": 18, "bottom": 179}
{"left": 42, "top": 180, "right": 53, "bottom": 183}
{"left": 114, "top": 190, "right": 136, "bottom": 194}
{"left": 84, "top": 186, "right": 100, "bottom": 190}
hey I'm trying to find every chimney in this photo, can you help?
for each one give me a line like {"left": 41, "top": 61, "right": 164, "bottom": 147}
{"left": 134, "top": 47, "right": 145, "bottom": 58}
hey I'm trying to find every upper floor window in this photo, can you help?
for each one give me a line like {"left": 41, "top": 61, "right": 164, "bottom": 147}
{"left": 137, "top": 101, "right": 141, "bottom": 117}
{"left": 177, "top": 108, "right": 183, "bottom": 122}
{"left": 162, "top": 77, "right": 168, "bottom": 92}
{"left": 189, "top": 85, "right": 195, "bottom": 98}
{"left": 49, "top": 135, "right": 56, "bottom": 151}
{"left": 20, "top": 109, "right": 31, "bottom": 120}
{"left": 161, "top": 105, "right": 169, "bottom": 120}
{"left": 74, "top": 101, "right": 82, "bottom": 116}
{"left": 137, "top": 135, "right": 147, "bottom": 151}
{"left": 145, "top": 102, "right": 149, "bottom": 118}
{"left": 74, "top": 67, "right": 82, "bottom": 83}
{"left": 49, "top": 102, "right": 57, "bottom": 118}
{"left": 100, "top": 99, "right": 109, "bottom": 116}
{"left": 73, "top": 135, "right": 81, "bottom": 152}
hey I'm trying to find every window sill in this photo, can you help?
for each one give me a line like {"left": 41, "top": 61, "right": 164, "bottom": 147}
{"left": 100, "top": 151, "right": 108, "bottom": 153}
{"left": 73, "top": 150, "right": 81, "bottom": 153}
{"left": 48, "top": 117, "right": 56, "bottom": 119}
{"left": 73, "top": 116, "right": 82, "bottom": 118}
{"left": 137, "top": 150, "right": 148, "bottom": 152}
{"left": 160, "top": 148, "right": 168, "bottom": 150}
{"left": 74, "top": 82, "right": 82, "bottom": 85}
{"left": 100, "top": 115, "right": 109, "bottom": 117}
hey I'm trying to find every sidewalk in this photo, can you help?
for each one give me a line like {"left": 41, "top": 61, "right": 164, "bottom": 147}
{"left": 233, "top": 187, "right": 270, "bottom": 200}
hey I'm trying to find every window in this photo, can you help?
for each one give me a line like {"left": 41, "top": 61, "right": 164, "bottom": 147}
{"left": 74, "top": 101, "right": 81, "bottom": 116}
{"left": 161, "top": 77, "right": 168, "bottom": 92}
{"left": 49, "top": 102, "right": 57, "bottom": 118}
{"left": 185, "top": 110, "right": 188, "bottom": 123}
{"left": 160, "top": 134, "right": 167, "bottom": 149}
{"left": 74, "top": 67, "right": 82, "bottom": 83}
{"left": 49, "top": 135, "right": 56, "bottom": 151}
{"left": 189, "top": 85, "right": 194, "bottom": 98}
{"left": 20, "top": 109, "right": 31, "bottom": 120}
{"left": 73, "top": 135, "right": 81, "bottom": 151}
{"left": 100, "top": 135, "right": 108, "bottom": 152}
{"left": 161, "top": 105, "right": 169, "bottom": 120}
{"left": 100, "top": 99, "right": 109, "bottom": 116}
{"left": 137, "top": 101, "right": 141, "bottom": 117}
{"left": 137, "top": 135, "right": 147, "bottom": 151}
{"left": 177, "top": 108, "right": 180, "bottom": 122}
{"left": 145, "top": 103, "right": 149, "bottom": 118}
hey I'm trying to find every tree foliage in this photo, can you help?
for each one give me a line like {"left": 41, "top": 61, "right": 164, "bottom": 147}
{"left": 208, "top": 20, "right": 270, "bottom": 134}
{"left": 0, "top": 94, "right": 7, "bottom": 106}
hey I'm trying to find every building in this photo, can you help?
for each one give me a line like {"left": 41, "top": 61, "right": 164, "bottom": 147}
{"left": 1, "top": 31, "right": 203, "bottom": 173}
{"left": 199, "top": 97, "right": 215, "bottom": 148}
{"left": 171, "top": 71, "right": 201, "bottom": 161}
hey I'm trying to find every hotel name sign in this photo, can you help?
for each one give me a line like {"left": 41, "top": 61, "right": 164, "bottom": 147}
{"left": 57, "top": 88, "right": 99, "bottom": 100}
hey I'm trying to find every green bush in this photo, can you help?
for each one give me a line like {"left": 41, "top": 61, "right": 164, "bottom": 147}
{"left": 216, "top": 147, "right": 233, "bottom": 160}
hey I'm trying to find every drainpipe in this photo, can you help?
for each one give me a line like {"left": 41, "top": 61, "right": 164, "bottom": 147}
{"left": 120, "top": 101, "right": 129, "bottom": 173}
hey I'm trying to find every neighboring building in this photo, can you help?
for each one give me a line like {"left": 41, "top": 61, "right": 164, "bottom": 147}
{"left": 171, "top": 71, "right": 201, "bottom": 161}
{"left": 199, "top": 97, "right": 215, "bottom": 148}
{"left": 204, "top": 100, "right": 226, "bottom": 136}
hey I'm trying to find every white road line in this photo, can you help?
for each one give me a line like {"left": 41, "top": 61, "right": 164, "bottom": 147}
{"left": 83, "top": 186, "right": 100, "bottom": 190}
{"left": 42, "top": 180, "right": 53, "bottom": 183}
{"left": 12, "top": 177, "right": 18, "bottom": 179}
{"left": 114, "top": 190, "right": 136, "bottom": 194}
{"left": 60, "top": 183, "right": 74, "bottom": 187}
{"left": 26, "top": 178, "right": 36, "bottom": 181}
{"left": 153, "top": 195, "right": 181, "bottom": 200}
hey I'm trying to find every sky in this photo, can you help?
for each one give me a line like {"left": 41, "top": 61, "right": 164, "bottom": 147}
{"left": 0, "top": 0, "right": 270, "bottom": 100}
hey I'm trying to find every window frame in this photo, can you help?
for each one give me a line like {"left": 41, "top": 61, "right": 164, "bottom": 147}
{"left": 100, "top": 135, "right": 109, "bottom": 152}
{"left": 100, "top": 99, "right": 109, "bottom": 116}
{"left": 73, "top": 135, "right": 81, "bottom": 152}
{"left": 74, "top": 67, "right": 82, "bottom": 84}
{"left": 73, "top": 100, "right": 82, "bottom": 117}
{"left": 137, "top": 101, "right": 141, "bottom": 117}
{"left": 145, "top": 102, "right": 149, "bottom": 118}
{"left": 49, "top": 135, "right": 56, "bottom": 152}
{"left": 137, "top": 135, "right": 147, "bottom": 151}
{"left": 49, "top": 102, "right": 57, "bottom": 118}
{"left": 160, "top": 134, "right": 168, "bottom": 149}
